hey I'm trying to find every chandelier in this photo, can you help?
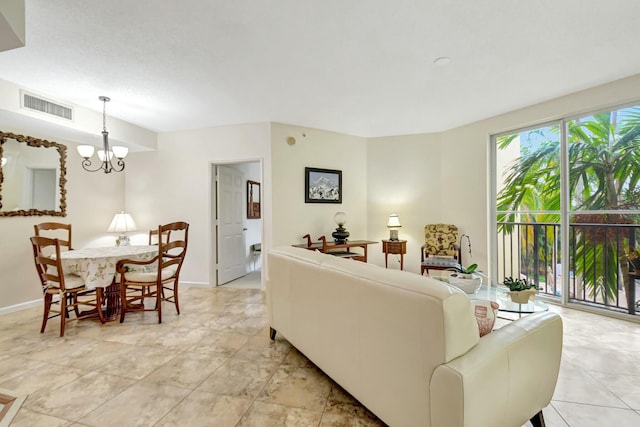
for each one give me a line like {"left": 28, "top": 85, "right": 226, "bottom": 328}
{"left": 77, "top": 96, "right": 128, "bottom": 173}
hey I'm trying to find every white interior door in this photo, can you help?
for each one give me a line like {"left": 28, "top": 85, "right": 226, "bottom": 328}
{"left": 217, "top": 165, "right": 247, "bottom": 284}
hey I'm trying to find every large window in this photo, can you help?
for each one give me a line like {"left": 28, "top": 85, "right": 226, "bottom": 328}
{"left": 493, "top": 103, "right": 640, "bottom": 316}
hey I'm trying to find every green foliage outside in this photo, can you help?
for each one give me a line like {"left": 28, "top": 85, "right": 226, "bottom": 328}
{"left": 496, "top": 106, "right": 640, "bottom": 301}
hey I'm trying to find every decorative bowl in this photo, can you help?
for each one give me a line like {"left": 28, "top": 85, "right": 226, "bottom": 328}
{"left": 448, "top": 272, "right": 482, "bottom": 294}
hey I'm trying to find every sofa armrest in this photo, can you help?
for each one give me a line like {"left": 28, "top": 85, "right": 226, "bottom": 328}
{"left": 430, "top": 311, "right": 562, "bottom": 427}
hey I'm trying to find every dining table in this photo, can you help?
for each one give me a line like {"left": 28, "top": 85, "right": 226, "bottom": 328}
{"left": 59, "top": 245, "right": 159, "bottom": 321}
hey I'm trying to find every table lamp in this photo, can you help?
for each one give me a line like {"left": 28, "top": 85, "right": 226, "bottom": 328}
{"left": 108, "top": 211, "right": 137, "bottom": 246}
{"left": 387, "top": 213, "right": 401, "bottom": 241}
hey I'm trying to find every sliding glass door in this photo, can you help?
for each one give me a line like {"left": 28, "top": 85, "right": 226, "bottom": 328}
{"left": 492, "top": 103, "right": 640, "bottom": 317}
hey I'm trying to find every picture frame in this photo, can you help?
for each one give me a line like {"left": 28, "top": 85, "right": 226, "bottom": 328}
{"left": 305, "top": 167, "right": 342, "bottom": 203}
{"left": 247, "top": 180, "right": 261, "bottom": 219}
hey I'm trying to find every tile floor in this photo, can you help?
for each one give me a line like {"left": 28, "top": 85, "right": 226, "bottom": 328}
{"left": 1, "top": 271, "right": 639, "bottom": 427}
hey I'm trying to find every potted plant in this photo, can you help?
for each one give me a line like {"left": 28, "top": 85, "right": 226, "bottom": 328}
{"left": 448, "top": 263, "right": 482, "bottom": 294}
{"left": 503, "top": 276, "right": 538, "bottom": 303}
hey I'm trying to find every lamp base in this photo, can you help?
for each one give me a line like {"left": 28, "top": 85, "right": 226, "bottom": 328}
{"left": 389, "top": 229, "right": 399, "bottom": 241}
{"left": 332, "top": 225, "right": 350, "bottom": 244}
{"left": 116, "top": 234, "right": 131, "bottom": 246}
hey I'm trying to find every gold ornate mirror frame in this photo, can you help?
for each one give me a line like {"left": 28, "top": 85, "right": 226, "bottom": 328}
{"left": 0, "top": 131, "right": 67, "bottom": 217}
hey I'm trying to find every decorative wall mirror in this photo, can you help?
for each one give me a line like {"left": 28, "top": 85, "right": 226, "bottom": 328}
{"left": 0, "top": 131, "right": 67, "bottom": 217}
{"left": 247, "top": 180, "right": 261, "bottom": 219}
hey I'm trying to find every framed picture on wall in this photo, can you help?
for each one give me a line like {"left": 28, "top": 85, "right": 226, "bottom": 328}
{"left": 305, "top": 167, "right": 342, "bottom": 203}
{"left": 247, "top": 180, "right": 261, "bottom": 219}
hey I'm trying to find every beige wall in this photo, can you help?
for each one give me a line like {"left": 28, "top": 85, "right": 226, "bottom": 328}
{"left": 366, "top": 133, "right": 443, "bottom": 271}
{"left": 270, "top": 123, "right": 368, "bottom": 247}
{"left": 123, "top": 122, "right": 272, "bottom": 287}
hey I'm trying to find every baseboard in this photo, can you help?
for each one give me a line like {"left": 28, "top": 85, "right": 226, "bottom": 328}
{"left": 0, "top": 299, "right": 40, "bottom": 316}
{"left": 0, "top": 283, "right": 215, "bottom": 316}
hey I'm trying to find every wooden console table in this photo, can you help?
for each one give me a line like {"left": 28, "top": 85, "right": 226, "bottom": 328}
{"left": 293, "top": 234, "right": 377, "bottom": 262}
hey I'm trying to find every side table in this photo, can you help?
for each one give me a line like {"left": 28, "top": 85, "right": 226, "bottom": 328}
{"left": 382, "top": 239, "right": 407, "bottom": 270}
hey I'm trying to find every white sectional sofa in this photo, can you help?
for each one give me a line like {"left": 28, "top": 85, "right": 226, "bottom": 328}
{"left": 266, "top": 246, "right": 563, "bottom": 427}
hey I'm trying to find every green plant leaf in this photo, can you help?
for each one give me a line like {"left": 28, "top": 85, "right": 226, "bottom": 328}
{"left": 464, "top": 263, "right": 478, "bottom": 274}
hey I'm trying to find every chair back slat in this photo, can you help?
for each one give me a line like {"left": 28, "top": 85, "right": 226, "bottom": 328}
{"left": 34, "top": 222, "right": 73, "bottom": 251}
{"left": 30, "top": 235, "right": 67, "bottom": 291}
{"left": 149, "top": 229, "right": 171, "bottom": 245}
{"left": 158, "top": 222, "right": 189, "bottom": 276}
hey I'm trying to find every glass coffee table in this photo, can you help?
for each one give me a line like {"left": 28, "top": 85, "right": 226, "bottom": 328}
{"left": 469, "top": 285, "right": 548, "bottom": 318}
{"left": 431, "top": 275, "right": 548, "bottom": 318}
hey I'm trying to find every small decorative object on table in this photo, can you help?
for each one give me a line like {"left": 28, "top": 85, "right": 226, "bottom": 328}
{"left": 332, "top": 211, "right": 350, "bottom": 244}
{"left": 448, "top": 263, "right": 482, "bottom": 294}
{"left": 503, "top": 276, "right": 538, "bottom": 303}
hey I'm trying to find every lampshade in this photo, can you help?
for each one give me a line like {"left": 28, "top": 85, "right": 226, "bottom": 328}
{"left": 97, "top": 150, "right": 113, "bottom": 162}
{"left": 107, "top": 212, "right": 137, "bottom": 233}
{"left": 112, "top": 146, "right": 129, "bottom": 159}
{"left": 387, "top": 213, "right": 401, "bottom": 241}
{"left": 334, "top": 211, "right": 347, "bottom": 226}
{"left": 77, "top": 145, "right": 95, "bottom": 158}
{"left": 1, "top": 157, "right": 6, "bottom": 167}
{"left": 387, "top": 214, "right": 401, "bottom": 228}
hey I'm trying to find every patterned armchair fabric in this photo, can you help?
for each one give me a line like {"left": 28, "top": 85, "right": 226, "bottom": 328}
{"left": 421, "top": 224, "right": 462, "bottom": 275}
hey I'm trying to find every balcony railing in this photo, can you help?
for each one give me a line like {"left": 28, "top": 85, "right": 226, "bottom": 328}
{"left": 497, "top": 221, "right": 640, "bottom": 316}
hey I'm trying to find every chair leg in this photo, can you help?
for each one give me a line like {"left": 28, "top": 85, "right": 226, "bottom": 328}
{"left": 41, "top": 293, "right": 52, "bottom": 333}
{"left": 64, "top": 294, "right": 72, "bottom": 318}
{"left": 59, "top": 294, "right": 67, "bottom": 337}
{"left": 173, "top": 282, "right": 180, "bottom": 315}
{"left": 120, "top": 283, "right": 127, "bottom": 323}
{"left": 157, "top": 285, "right": 162, "bottom": 324}
{"left": 72, "top": 293, "right": 81, "bottom": 318}
{"left": 96, "top": 288, "right": 105, "bottom": 324}
{"left": 530, "top": 410, "right": 546, "bottom": 427}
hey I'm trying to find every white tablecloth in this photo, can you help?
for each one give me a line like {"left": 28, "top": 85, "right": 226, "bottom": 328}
{"left": 59, "top": 245, "right": 158, "bottom": 290}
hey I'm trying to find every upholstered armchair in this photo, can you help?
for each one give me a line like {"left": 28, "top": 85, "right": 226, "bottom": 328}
{"left": 421, "top": 224, "right": 462, "bottom": 275}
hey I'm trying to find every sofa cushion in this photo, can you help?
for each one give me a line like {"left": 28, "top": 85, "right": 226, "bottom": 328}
{"left": 472, "top": 300, "right": 499, "bottom": 337}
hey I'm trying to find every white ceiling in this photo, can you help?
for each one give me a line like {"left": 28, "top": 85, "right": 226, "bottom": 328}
{"left": 1, "top": 0, "right": 640, "bottom": 138}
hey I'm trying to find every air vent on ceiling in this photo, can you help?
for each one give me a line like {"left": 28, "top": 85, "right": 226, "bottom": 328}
{"left": 21, "top": 92, "right": 73, "bottom": 121}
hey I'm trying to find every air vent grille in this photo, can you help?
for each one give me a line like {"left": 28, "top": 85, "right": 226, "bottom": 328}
{"left": 22, "top": 93, "right": 73, "bottom": 120}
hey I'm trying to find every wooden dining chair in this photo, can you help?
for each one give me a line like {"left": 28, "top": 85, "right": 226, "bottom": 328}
{"left": 148, "top": 228, "right": 171, "bottom": 245}
{"left": 34, "top": 222, "right": 73, "bottom": 251}
{"left": 30, "top": 236, "right": 104, "bottom": 337}
{"left": 117, "top": 222, "right": 189, "bottom": 324}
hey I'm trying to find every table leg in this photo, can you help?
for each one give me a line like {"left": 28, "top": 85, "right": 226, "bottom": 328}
{"left": 103, "top": 280, "right": 121, "bottom": 321}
